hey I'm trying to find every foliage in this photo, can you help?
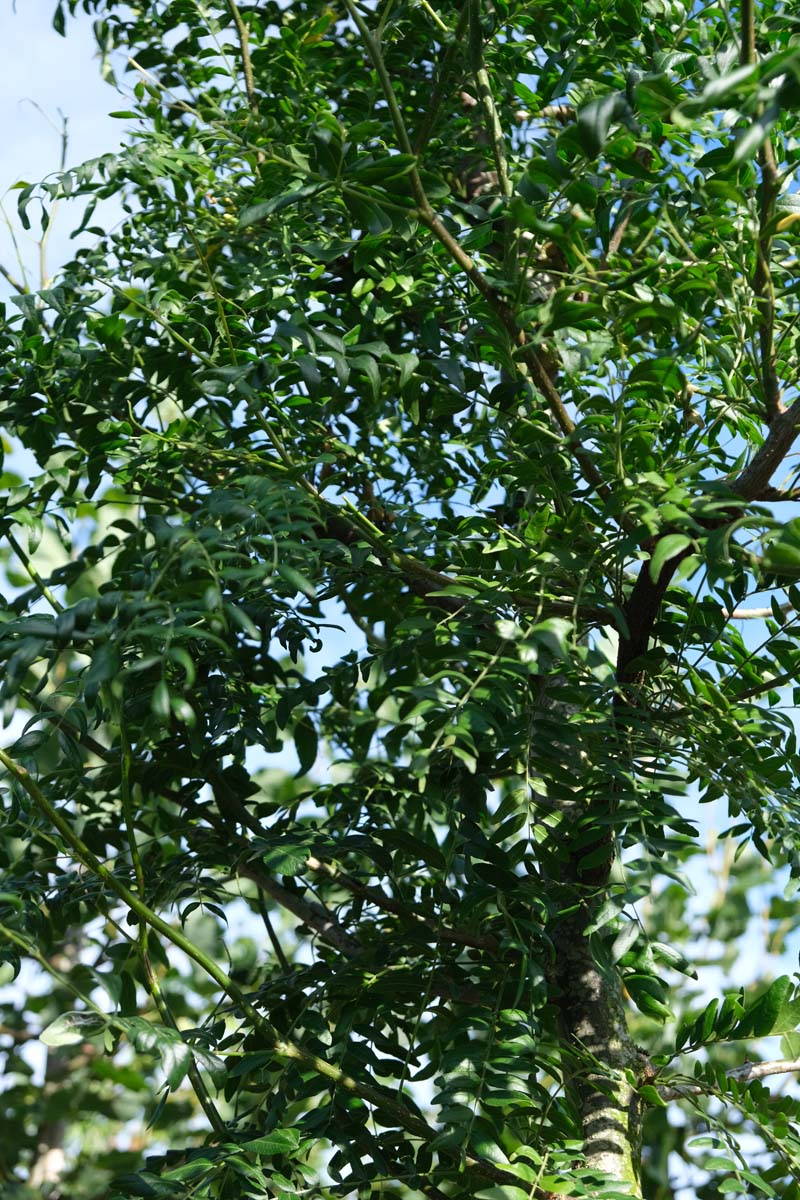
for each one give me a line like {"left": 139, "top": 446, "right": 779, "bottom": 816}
{"left": 3, "top": 0, "right": 800, "bottom": 1197}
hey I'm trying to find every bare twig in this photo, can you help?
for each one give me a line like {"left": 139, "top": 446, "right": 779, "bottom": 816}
{"left": 660, "top": 1056, "right": 800, "bottom": 1101}
{"left": 725, "top": 600, "right": 792, "bottom": 620}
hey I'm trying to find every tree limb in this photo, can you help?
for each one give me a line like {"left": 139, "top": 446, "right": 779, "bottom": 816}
{"left": 740, "top": 0, "right": 782, "bottom": 422}
{"left": 659, "top": 1056, "right": 800, "bottom": 1102}
{"left": 225, "top": 0, "right": 257, "bottom": 113}
{"left": 306, "top": 855, "right": 501, "bottom": 953}
{"left": 731, "top": 394, "right": 800, "bottom": 499}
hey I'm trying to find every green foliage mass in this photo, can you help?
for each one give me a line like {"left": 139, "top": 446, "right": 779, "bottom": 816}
{"left": 3, "top": 0, "right": 800, "bottom": 1197}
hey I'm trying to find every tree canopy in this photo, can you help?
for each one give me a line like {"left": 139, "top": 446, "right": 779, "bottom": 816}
{"left": 4, "top": 0, "right": 800, "bottom": 1196}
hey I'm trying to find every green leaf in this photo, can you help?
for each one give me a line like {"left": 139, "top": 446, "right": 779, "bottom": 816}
{"left": 577, "top": 93, "right": 630, "bottom": 158}
{"left": 241, "top": 1130, "right": 301, "bottom": 1155}
{"left": 41, "top": 1011, "right": 108, "bottom": 1046}
{"left": 294, "top": 716, "right": 318, "bottom": 777}
{"left": 649, "top": 534, "right": 692, "bottom": 581}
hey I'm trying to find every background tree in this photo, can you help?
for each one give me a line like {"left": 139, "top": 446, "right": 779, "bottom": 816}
{"left": 3, "top": 0, "right": 800, "bottom": 1196}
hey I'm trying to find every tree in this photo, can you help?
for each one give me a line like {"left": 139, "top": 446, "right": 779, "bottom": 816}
{"left": 4, "top": 0, "right": 800, "bottom": 1195}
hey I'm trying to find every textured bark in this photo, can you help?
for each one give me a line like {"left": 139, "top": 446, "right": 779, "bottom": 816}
{"left": 538, "top": 675, "right": 646, "bottom": 1196}
{"left": 555, "top": 914, "right": 645, "bottom": 1194}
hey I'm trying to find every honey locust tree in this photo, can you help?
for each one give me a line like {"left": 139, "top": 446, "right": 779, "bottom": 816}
{"left": 6, "top": 0, "right": 800, "bottom": 1196}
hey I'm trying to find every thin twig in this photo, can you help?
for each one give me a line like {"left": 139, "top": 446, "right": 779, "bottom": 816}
{"left": 0, "top": 260, "right": 28, "bottom": 294}
{"left": 238, "top": 859, "right": 363, "bottom": 958}
{"left": 725, "top": 600, "right": 792, "bottom": 619}
{"left": 7, "top": 530, "right": 64, "bottom": 612}
{"left": 660, "top": 1056, "right": 800, "bottom": 1101}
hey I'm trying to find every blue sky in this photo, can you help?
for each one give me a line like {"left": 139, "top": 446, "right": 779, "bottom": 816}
{"left": 1, "top": 0, "right": 124, "bottom": 295}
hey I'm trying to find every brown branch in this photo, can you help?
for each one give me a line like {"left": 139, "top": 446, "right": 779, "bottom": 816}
{"left": 306, "top": 856, "right": 501, "bottom": 953}
{"left": 735, "top": 666, "right": 796, "bottom": 701}
{"left": 20, "top": 689, "right": 111, "bottom": 760}
{"left": 238, "top": 859, "right": 363, "bottom": 958}
{"left": 739, "top": 0, "right": 756, "bottom": 64}
{"left": 731, "top": 393, "right": 800, "bottom": 499}
{"left": 747, "top": 484, "right": 800, "bottom": 501}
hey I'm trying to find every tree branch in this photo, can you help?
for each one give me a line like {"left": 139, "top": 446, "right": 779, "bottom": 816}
{"left": 225, "top": 0, "right": 257, "bottom": 113}
{"left": 467, "top": 0, "right": 511, "bottom": 202}
{"left": 659, "top": 1056, "right": 800, "bottom": 1102}
{"left": 238, "top": 859, "right": 363, "bottom": 958}
{"left": 306, "top": 856, "right": 501, "bottom": 953}
{"left": 342, "top": 0, "right": 614, "bottom": 509}
{"left": 740, "top": 0, "right": 782, "bottom": 422}
{"left": 731, "top": 394, "right": 800, "bottom": 499}
{"left": 0, "top": 260, "right": 28, "bottom": 295}
{"left": 725, "top": 600, "right": 792, "bottom": 619}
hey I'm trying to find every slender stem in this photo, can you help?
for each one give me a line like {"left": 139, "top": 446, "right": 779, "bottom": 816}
{"left": 0, "top": 260, "right": 27, "bottom": 294}
{"left": 740, "top": 0, "right": 781, "bottom": 422}
{"left": 20, "top": 689, "right": 110, "bottom": 759}
{"left": 257, "top": 895, "right": 291, "bottom": 972}
{"left": 7, "top": 530, "right": 64, "bottom": 612}
{"left": 37, "top": 113, "right": 69, "bottom": 290}
{"left": 0, "top": 923, "right": 100, "bottom": 1012}
{"left": 417, "top": 0, "right": 448, "bottom": 33}
{"left": 225, "top": 0, "right": 257, "bottom": 112}
{"left": 467, "top": 0, "right": 511, "bottom": 201}
{"left": 412, "top": 5, "right": 470, "bottom": 154}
